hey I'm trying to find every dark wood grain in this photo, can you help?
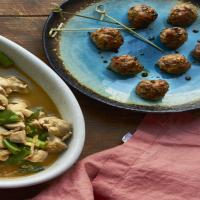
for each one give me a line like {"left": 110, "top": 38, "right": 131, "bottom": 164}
{"left": 0, "top": 0, "right": 63, "bottom": 16}
{"left": 0, "top": 17, "right": 46, "bottom": 58}
{"left": 0, "top": 1, "right": 144, "bottom": 199}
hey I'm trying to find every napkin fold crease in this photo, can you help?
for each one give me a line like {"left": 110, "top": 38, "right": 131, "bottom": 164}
{"left": 33, "top": 113, "right": 200, "bottom": 200}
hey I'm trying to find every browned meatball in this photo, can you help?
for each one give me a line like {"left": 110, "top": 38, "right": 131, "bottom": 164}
{"left": 128, "top": 4, "right": 158, "bottom": 29}
{"left": 192, "top": 43, "right": 200, "bottom": 61}
{"left": 90, "top": 28, "right": 124, "bottom": 52}
{"left": 160, "top": 27, "right": 188, "bottom": 49}
{"left": 136, "top": 80, "right": 169, "bottom": 100}
{"left": 108, "top": 55, "right": 143, "bottom": 75}
{"left": 157, "top": 54, "right": 191, "bottom": 75}
{"left": 168, "top": 3, "right": 198, "bottom": 27}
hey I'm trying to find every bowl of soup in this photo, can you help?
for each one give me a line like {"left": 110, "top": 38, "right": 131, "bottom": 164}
{"left": 0, "top": 35, "right": 85, "bottom": 188}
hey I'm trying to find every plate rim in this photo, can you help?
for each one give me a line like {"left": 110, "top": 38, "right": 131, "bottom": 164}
{"left": 42, "top": 0, "right": 200, "bottom": 113}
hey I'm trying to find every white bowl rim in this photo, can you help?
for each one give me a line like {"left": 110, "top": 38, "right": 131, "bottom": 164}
{"left": 0, "top": 35, "right": 85, "bottom": 188}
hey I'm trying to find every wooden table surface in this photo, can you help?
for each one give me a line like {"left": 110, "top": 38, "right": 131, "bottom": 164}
{"left": 0, "top": 1, "right": 145, "bottom": 199}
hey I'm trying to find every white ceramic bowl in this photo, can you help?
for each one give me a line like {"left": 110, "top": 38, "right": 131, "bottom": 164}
{"left": 0, "top": 35, "right": 85, "bottom": 188}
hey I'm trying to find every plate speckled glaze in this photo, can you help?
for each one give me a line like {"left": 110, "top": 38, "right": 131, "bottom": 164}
{"left": 43, "top": 0, "right": 200, "bottom": 112}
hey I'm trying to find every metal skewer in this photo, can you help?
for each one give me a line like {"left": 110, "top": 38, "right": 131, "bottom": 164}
{"left": 95, "top": 5, "right": 164, "bottom": 52}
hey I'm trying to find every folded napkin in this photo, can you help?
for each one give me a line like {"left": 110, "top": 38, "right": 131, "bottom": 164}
{"left": 33, "top": 112, "right": 200, "bottom": 200}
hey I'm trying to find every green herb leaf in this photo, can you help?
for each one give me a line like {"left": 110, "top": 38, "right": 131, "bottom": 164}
{"left": 26, "top": 124, "right": 47, "bottom": 141}
{"left": 18, "top": 164, "right": 44, "bottom": 174}
{"left": 27, "top": 108, "right": 42, "bottom": 122}
{"left": 3, "top": 139, "right": 21, "bottom": 154}
{"left": 26, "top": 137, "right": 47, "bottom": 149}
{"left": 38, "top": 132, "right": 49, "bottom": 141}
{"left": 0, "top": 110, "right": 21, "bottom": 125}
{"left": 25, "top": 124, "right": 39, "bottom": 137}
{"left": 35, "top": 139, "right": 47, "bottom": 149}
{"left": 0, "top": 52, "right": 14, "bottom": 67}
{"left": 5, "top": 147, "right": 30, "bottom": 164}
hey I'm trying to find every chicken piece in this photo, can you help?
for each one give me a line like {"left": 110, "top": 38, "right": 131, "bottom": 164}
{"left": 160, "top": 27, "right": 188, "bottom": 50}
{"left": 0, "top": 150, "right": 10, "bottom": 161}
{"left": 29, "top": 119, "right": 42, "bottom": 129}
{"left": 0, "top": 126, "right": 7, "bottom": 132}
{"left": 47, "top": 135, "right": 67, "bottom": 153}
{"left": 128, "top": 4, "right": 158, "bottom": 29}
{"left": 0, "top": 94, "right": 8, "bottom": 110}
{"left": 0, "top": 86, "right": 7, "bottom": 96}
{"left": 26, "top": 150, "right": 48, "bottom": 163}
{"left": 136, "top": 80, "right": 169, "bottom": 100}
{"left": 0, "top": 77, "right": 11, "bottom": 95}
{"left": 157, "top": 54, "right": 191, "bottom": 75}
{"left": 0, "top": 86, "right": 8, "bottom": 110}
{"left": 168, "top": 3, "right": 198, "bottom": 27}
{"left": 0, "top": 135, "right": 4, "bottom": 149}
{"left": 0, "top": 126, "right": 10, "bottom": 136}
{"left": 108, "top": 55, "right": 143, "bottom": 75}
{"left": 9, "top": 130, "right": 26, "bottom": 144}
{"left": 7, "top": 101, "right": 33, "bottom": 119}
{"left": 37, "top": 111, "right": 45, "bottom": 119}
{"left": 192, "top": 43, "right": 200, "bottom": 61}
{"left": 5, "top": 121, "right": 25, "bottom": 131}
{"left": 90, "top": 28, "right": 124, "bottom": 52}
{"left": 39, "top": 116, "right": 71, "bottom": 138}
{"left": 0, "top": 76, "right": 28, "bottom": 95}
{"left": 62, "top": 131, "right": 72, "bottom": 141}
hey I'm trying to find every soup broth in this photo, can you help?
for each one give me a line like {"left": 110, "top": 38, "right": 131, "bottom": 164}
{"left": 0, "top": 63, "right": 70, "bottom": 177}
{"left": 0, "top": 67, "right": 60, "bottom": 115}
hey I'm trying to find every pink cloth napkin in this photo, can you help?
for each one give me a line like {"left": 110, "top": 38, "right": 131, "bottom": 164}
{"left": 33, "top": 113, "right": 200, "bottom": 200}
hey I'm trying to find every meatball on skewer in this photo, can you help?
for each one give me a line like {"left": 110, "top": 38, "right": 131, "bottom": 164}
{"left": 160, "top": 27, "right": 188, "bottom": 50}
{"left": 128, "top": 4, "right": 158, "bottom": 29}
{"left": 136, "top": 80, "right": 169, "bottom": 100}
{"left": 108, "top": 55, "right": 143, "bottom": 76}
{"left": 90, "top": 28, "right": 124, "bottom": 52}
{"left": 157, "top": 54, "right": 191, "bottom": 75}
{"left": 192, "top": 43, "right": 200, "bottom": 61}
{"left": 168, "top": 3, "right": 198, "bottom": 27}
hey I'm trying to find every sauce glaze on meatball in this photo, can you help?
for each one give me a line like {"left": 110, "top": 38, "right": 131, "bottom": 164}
{"left": 160, "top": 27, "right": 188, "bottom": 50}
{"left": 157, "top": 54, "right": 191, "bottom": 75}
{"left": 136, "top": 80, "right": 169, "bottom": 100}
{"left": 168, "top": 3, "right": 198, "bottom": 27}
{"left": 108, "top": 55, "right": 143, "bottom": 75}
{"left": 128, "top": 4, "right": 158, "bottom": 29}
{"left": 192, "top": 43, "right": 200, "bottom": 61}
{"left": 90, "top": 28, "right": 124, "bottom": 52}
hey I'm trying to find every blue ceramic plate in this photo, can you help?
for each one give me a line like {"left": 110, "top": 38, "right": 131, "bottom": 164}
{"left": 43, "top": 0, "right": 200, "bottom": 112}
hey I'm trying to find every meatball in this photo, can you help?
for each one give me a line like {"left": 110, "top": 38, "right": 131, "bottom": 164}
{"left": 90, "top": 28, "right": 124, "bottom": 52}
{"left": 136, "top": 80, "right": 169, "bottom": 100}
{"left": 128, "top": 4, "right": 158, "bottom": 29}
{"left": 160, "top": 27, "right": 188, "bottom": 50}
{"left": 108, "top": 55, "right": 143, "bottom": 75}
{"left": 157, "top": 54, "right": 191, "bottom": 75}
{"left": 192, "top": 43, "right": 200, "bottom": 61}
{"left": 168, "top": 3, "right": 198, "bottom": 27}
